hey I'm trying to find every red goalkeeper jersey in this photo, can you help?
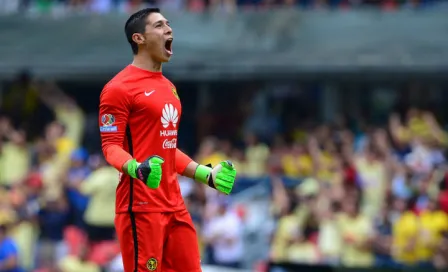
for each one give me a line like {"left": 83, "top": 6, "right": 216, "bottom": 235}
{"left": 99, "top": 65, "right": 190, "bottom": 213}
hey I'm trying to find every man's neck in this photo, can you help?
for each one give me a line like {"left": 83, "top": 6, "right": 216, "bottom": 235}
{"left": 132, "top": 53, "right": 162, "bottom": 72}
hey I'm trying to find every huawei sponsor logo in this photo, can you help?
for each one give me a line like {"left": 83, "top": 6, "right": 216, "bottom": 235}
{"left": 161, "top": 104, "right": 178, "bottom": 128}
{"left": 160, "top": 130, "right": 177, "bottom": 137}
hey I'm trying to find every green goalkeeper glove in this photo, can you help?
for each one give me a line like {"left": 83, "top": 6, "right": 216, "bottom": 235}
{"left": 194, "top": 161, "right": 237, "bottom": 195}
{"left": 127, "top": 156, "right": 164, "bottom": 189}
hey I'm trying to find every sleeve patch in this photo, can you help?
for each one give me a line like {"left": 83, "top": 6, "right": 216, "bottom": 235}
{"left": 100, "top": 114, "right": 117, "bottom": 132}
{"left": 100, "top": 126, "right": 118, "bottom": 132}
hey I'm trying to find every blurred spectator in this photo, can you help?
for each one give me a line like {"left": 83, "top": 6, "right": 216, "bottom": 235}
{"left": 203, "top": 197, "right": 244, "bottom": 268}
{"left": 1, "top": 71, "right": 42, "bottom": 140}
{"left": 285, "top": 214, "right": 320, "bottom": 264}
{"left": 78, "top": 155, "right": 118, "bottom": 244}
{"left": 392, "top": 197, "right": 419, "bottom": 266}
{"left": 58, "top": 244, "right": 100, "bottom": 272}
{"left": 372, "top": 204, "right": 393, "bottom": 267}
{"left": 244, "top": 133, "right": 270, "bottom": 178}
{"left": 417, "top": 199, "right": 448, "bottom": 268}
{"left": 37, "top": 81, "right": 85, "bottom": 147}
{"left": 355, "top": 130, "right": 389, "bottom": 219}
{"left": 317, "top": 202, "right": 340, "bottom": 265}
{"left": 338, "top": 197, "right": 374, "bottom": 267}
{"left": 0, "top": 117, "right": 30, "bottom": 188}
{"left": 196, "top": 136, "right": 226, "bottom": 167}
{"left": 36, "top": 196, "right": 70, "bottom": 270}
{"left": 281, "top": 142, "right": 313, "bottom": 178}
{"left": 64, "top": 148, "right": 91, "bottom": 229}
{"left": 0, "top": 213, "right": 23, "bottom": 272}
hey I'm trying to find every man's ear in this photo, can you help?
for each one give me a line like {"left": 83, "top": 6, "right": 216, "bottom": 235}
{"left": 132, "top": 33, "right": 145, "bottom": 46}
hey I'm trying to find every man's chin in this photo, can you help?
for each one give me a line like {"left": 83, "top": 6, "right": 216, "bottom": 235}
{"left": 161, "top": 56, "right": 172, "bottom": 63}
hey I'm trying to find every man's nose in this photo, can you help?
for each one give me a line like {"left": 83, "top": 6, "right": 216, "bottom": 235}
{"left": 165, "top": 26, "right": 172, "bottom": 35}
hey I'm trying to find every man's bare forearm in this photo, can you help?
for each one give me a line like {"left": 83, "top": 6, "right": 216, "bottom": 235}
{"left": 182, "top": 161, "right": 199, "bottom": 180}
{"left": 122, "top": 159, "right": 134, "bottom": 175}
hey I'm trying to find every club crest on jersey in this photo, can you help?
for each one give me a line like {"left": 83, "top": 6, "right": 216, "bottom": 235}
{"left": 171, "top": 87, "right": 180, "bottom": 100}
{"left": 100, "top": 114, "right": 117, "bottom": 132}
{"left": 146, "top": 258, "right": 158, "bottom": 271}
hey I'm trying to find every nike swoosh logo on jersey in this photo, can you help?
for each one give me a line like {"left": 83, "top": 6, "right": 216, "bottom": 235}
{"left": 145, "top": 90, "right": 155, "bottom": 96}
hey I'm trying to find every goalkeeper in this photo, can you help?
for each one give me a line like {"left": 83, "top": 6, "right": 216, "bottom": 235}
{"left": 99, "top": 8, "right": 237, "bottom": 272}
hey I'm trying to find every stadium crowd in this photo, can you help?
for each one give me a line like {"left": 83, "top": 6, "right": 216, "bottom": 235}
{"left": 2, "top": 71, "right": 448, "bottom": 272}
{"left": 0, "top": 0, "right": 440, "bottom": 14}
{"left": 267, "top": 109, "right": 448, "bottom": 270}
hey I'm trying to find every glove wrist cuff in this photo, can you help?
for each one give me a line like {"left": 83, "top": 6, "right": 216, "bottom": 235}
{"left": 194, "top": 165, "right": 212, "bottom": 185}
{"left": 127, "top": 159, "right": 139, "bottom": 179}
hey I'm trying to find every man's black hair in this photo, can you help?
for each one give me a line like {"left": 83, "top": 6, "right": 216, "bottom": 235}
{"left": 124, "top": 8, "right": 161, "bottom": 55}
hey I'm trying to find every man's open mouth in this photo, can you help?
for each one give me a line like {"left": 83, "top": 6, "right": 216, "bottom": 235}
{"left": 165, "top": 39, "right": 173, "bottom": 54}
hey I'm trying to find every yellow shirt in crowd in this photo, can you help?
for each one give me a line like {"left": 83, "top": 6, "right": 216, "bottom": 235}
{"left": 417, "top": 210, "right": 448, "bottom": 261}
{"left": 393, "top": 210, "right": 448, "bottom": 264}
{"left": 270, "top": 215, "right": 302, "bottom": 262}
{"left": 59, "top": 256, "right": 100, "bottom": 272}
{"left": 408, "top": 116, "right": 430, "bottom": 140}
{"left": 80, "top": 166, "right": 119, "bottom": 227}
{"left": 245, "top": 144, "right": 270, "bottom": 177}
{"left": 41, "top": 136, "right": 76, "bottom": 201}
{"left": 393, "top": 211, "right": 419, "bottom": 264}
{"left": 286, "top": 241, "right": 319, "bottom": 264}
{"left": 318, "top": 219, "right": 341, "bottom": 259}
{"left": 316, "top": 152, "right": 335, "bottom": 182}
{"left": 337, "top": 213, "right": 374, "bottom": 267}
{"left": 199, "top": 152, "right": 226, "bottom": 169}
{"left": 55, "top": 106, "right": 85, "bottom": 146}
{"left": 11, "top": 221, "right": 38, "bottom": 270}
{"left": 282, "top": 154, "right": 313, "bottom": 178}
{"left": 0, "top": 142, "right": 30, "bottom": 186}
{"left": 355, "top": 158, "right": 387, "bottom": 219}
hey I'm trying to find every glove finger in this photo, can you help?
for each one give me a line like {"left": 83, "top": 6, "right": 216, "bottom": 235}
{"left": 151, "top": 164, "right": 163, "bottom": 170}
{"left": 220, "top": 167, "right": 236, "bottom": 176}
{"left": 151, "top": 169, "right": 162, "bottom": 176}
{"left": 216, "top": 179, "right": 233, "bottom": 189}
{"left": 150, "top": 156, "right": 165, "bottom": 164}
{"left": 220, "top": 161, "right": 234, "bottom": 170}
{"left": 218, "top": 176, "right": 234, "bottom": 184}
{"left": 216, "top": 185, "right": 230, "bottom": 195}
{"left": 217, "top": 172, "right": 236, "bottom": 181}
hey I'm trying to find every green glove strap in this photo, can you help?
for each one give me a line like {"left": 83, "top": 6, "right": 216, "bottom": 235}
{"left": 127, "top": 159, "right": 139, "bottom": 179}
{"left": 194, "top": 164, "right": 212, "bottom": 185}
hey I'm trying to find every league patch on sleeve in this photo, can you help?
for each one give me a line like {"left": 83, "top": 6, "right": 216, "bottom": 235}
{"left": 100, "top": 114, "right": 118, "bottom": 132}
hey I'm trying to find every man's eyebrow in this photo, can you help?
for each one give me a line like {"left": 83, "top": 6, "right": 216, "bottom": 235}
{"left": 153, "top": 19, "right": 169, "bottom": 25}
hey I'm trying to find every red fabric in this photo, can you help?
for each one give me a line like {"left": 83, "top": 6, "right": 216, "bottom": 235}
{"left": 439, "top": 191, "right": 448, "bottom": 214}
{"left": 309, "top": 232, "right": 319, "bottom": 245}
{"left": 99, "top": 65, "right": 186, "bottom": 213}
{"left": 343, "top": 165, "right": 356, "bottom": 185}
{"left": 25, "top": 172, "right": 43, "bottom": 189}
{"left": 236, "top": 205, "right": 246, "bottom": 220}
{"left": 175, "top": 149, "right": 193, "bottom": 175}
{"left": 115, "top": 209, "right": 201, "bottom": 272}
